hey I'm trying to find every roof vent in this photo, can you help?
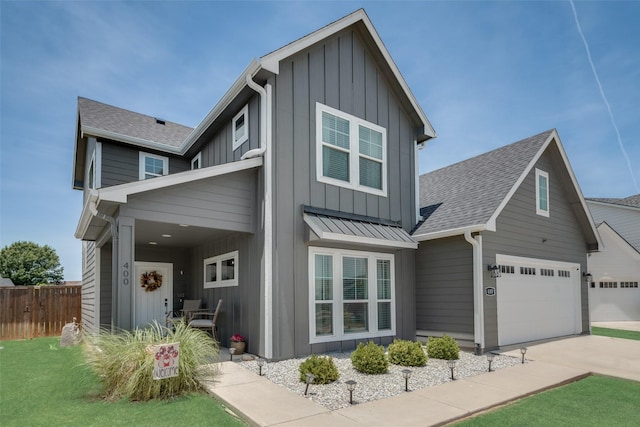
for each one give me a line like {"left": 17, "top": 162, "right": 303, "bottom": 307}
{"left": 155, "top": 118, "right": 166, "bottom": 125}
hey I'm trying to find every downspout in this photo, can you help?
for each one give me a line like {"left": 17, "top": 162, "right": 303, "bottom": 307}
{"left": 242, "top": 74, "right": 273, "bottom": 359}
{"left": 464, "top": 230, "right": 485, "bottom": 352}
{"left": 89, "top": 199, "right": 119, "bottom": 331}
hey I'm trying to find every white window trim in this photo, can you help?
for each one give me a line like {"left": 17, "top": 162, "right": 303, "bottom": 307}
{"left": 88, "top": 142, "right": 102, "bottom": 189}
{"left": 139, "top": 151, "right": 169, "bottom": 180}
{"left": 232, "top": 104, "right": 249, "bottom": 151}
{"left": 203, "top": 250, "right": 239, "bottom": 289}
{"left": 308, "top": 246, "right": 395, "bottom": 344}
{"left": 535, "top": 168, "right": 549, "bottom": 217}
{"left": 191, "top": 151, "right": 202, "bottom": 170}
{"left": 315, "top": 102, "right": 387, "bottom": 197}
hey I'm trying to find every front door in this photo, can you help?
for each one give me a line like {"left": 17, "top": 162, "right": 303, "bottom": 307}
{"left": 134, "top": 262, "right": 173, "bottom": 329}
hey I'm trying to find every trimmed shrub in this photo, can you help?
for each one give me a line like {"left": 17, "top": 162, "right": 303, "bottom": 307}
{"left": 298, "top": 354, "right": 340, "bottom": 384}
{"left": 83, "top": 320, "right": 219, "bottom": 401}
{"left": 426, "top": 335, "right": 460, "bottom": 360}
{"left": 351, "top": 341, "right": 388, "bottom": 374}
{"left": 388, "top": 339, "right": 427, "bottom": 367}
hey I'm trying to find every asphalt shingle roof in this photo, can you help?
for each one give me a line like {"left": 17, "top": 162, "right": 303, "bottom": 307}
{"left": 413, "top": 130, "right": 554, "bottom": 237}
{"left": 587, "top": 194, "right": 640, "bottom": 209}
{"left": 78, "top": 97, "right": 193, "bottom": 148}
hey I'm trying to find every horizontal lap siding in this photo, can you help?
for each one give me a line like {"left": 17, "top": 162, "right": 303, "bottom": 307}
{"left": 273, "top": 29, "right": 419, "bottom": 359}
{"left": 588, "top": 202, "right": 640, "bottom": 251}
{"left": 81, "top": 241, "right": 97, "bottom": 331}
{"left": 415, "top": 236, "right": 474, "bottom": 335}
{"left": 483, "top": 148, "right": 589, "bottom": 348}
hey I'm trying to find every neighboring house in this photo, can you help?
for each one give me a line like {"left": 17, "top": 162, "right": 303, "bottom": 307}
{"left": 72, "top": 9, "right": 435, "bottom": 359}
{"left": 0, "top": 277, "right": 15, "bottom": 287}
{"left": 586, "top": 196, "right": 640, "bottom": 321}
{"left": 412, "top": 130, "right": 601, "bottom": 350}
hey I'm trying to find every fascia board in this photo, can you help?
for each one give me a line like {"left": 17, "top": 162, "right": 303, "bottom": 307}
{"left": 81, "top": 125, "right": 183, "bottom": 155}
{"left": 413, "top": 224, "right": 487, "bottom": 242}
{"left": 98, "top": 157, "right": 263, "bottom": 204}
{"left": 259, "top": 9, "right": 436, "bottom": 138}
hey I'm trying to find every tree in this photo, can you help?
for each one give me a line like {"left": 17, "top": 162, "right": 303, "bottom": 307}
{"left": 0, "top": 241, "right": 64, "bottom": 285}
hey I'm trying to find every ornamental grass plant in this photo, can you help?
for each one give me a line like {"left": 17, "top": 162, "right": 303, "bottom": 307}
{"left": 83, "top": 320, "right": 219, "bottom": 401}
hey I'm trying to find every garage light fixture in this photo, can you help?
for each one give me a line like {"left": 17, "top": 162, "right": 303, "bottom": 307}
{"left": 488, "top": 264, "right": 501, "bottom": 278}
{"left": 583, "top": 272, "right": 593, "bottom": 284}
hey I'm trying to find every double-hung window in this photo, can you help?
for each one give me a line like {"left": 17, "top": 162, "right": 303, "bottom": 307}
{"left": 535, "top": 168, "right": 549, "bottom": 217}
{"left": 309, "top": 247, "right": 395, "bottom": 343}
{"left": 139, "top": 152, "right": 168, "bottom": 180}
{"left": 316, "top": 103, "right": 387, "bottom": 196}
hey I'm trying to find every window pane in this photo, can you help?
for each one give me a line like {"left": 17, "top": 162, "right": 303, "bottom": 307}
{"left": 378, "top": 302, "right": 391, "bottom": 330}
{"left": 344, "top": 302, "right": 368, "bottom": 333}
{"left": 377, "top": 260, "right": 391, "bottom": 299}
{"left": 323, "top": 146, "right": 349, "bottom": 182}
{"left": 322, "top": 111, "right": 350, "bottom": 149}
{"left": 538, "top": 175, "right": 548, "bottom": 211}
{"left": 235, "top": 114, "right": 245, "bottom": 140}
{"left": 221, "top": 258, "right": 235, "bottom": 280}
{"left": 206, "top": 263, "right": 217, "bottom": 282}
{"left": 145, "top": 157, "right": 165, "bottom": 177}
{"left": 343, "top": 257, "right": 368, "bottom": 300}
{"left": 314, "top": 254, "right": 333, "bottom": 300}
{"left": 359, "top": 157, "right": 382, "bottom": 189}
{"left": 359, "top": 126, "right": 383, "bottom": 160}
{"left": 316, "top": 303, "right": 333, "bottom": 336}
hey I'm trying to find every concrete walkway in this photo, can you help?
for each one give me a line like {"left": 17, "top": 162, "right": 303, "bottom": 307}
{"left": 204, "top": 335, "right": 640, "bottom": 426}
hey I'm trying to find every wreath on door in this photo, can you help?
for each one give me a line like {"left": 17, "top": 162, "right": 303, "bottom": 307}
{"left": 141, "top": 271, "right": 163, "bottom": 292}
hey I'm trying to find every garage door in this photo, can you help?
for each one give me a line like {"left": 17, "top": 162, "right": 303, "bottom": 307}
{"left": 496, "top": 255, "right": 581, "bottom": 346}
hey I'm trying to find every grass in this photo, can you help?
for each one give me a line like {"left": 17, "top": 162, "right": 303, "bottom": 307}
{"left": 0, "top": 337, "right": 245, "bottom": 427}
{"left": 591, "top": 326, "right": 640, "bottom": 341}
{"left": 453, "top": 375, "right": 640, "bottom": 426}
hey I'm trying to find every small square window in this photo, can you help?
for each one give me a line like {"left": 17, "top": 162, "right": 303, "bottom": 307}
{"left": 232, "top": 105, "right": 249, "bottom": 151}
{"left": 204, "top": 251, "right": 239, "bottom": 288}
{"left": 139, "top": 152, "right": 168, "bottom": 180}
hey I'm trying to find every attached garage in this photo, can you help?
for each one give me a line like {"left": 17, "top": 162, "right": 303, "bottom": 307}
{"left": 496, "top": 254, "right": 582, "bottom": 346}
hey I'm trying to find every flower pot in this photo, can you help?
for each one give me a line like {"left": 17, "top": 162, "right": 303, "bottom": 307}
{"left": 230, "top": 340, "right": 246, "bottom": 355}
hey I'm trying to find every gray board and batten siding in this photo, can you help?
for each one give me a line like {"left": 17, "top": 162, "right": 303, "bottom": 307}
{"left": 268, "top": 27, "right": 421, "bottom": 358}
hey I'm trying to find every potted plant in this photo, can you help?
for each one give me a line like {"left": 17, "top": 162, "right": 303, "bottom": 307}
{"left": 230, "top": 334, "right": 246, "bottom": 354}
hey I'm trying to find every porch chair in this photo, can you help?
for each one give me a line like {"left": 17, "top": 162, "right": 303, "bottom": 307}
{"left": 189, "top": 299, "right": 223, "bottom": 340}
{"left": 166, "top": 299, "right": 203, "bottom": 328}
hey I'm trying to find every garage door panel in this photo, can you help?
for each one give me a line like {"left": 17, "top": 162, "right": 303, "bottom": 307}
{"left": 496, "top": 255, "right": 580, "bottom": 346}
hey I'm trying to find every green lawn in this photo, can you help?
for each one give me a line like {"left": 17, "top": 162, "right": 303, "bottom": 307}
{"left": 453, "top": 375, "right": 640, "bottom": 426}
{"left": 0, "top": 337, "right": 245, "bottom": 427}
{"left": 592, "top": 326, "right": 640, "bottom": 341}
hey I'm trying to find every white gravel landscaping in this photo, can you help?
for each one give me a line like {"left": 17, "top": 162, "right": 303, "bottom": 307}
{"left": 238, "top": 350, "right": 522, "bottom": 410}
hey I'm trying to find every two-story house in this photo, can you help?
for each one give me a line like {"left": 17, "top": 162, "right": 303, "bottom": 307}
{"left": 72, "top": 9, "right": 435, "bottom": 360}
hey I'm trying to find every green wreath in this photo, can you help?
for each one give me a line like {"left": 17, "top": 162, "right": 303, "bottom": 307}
{"left": 141, "top": 271, "right": 163, "bottom": 292}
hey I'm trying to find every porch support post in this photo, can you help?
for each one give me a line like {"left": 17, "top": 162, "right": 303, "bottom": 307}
{"left": 116, "top": 217, "right": 135, "bottom": 330}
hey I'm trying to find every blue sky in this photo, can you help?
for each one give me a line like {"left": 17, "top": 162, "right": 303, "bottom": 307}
{"left": 1, "top": 1, "right": 638, "bottom": 281}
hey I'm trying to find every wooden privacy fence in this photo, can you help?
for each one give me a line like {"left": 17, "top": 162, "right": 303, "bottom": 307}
{"left": 0, "top": 285, "right": 81, "bottom": 340}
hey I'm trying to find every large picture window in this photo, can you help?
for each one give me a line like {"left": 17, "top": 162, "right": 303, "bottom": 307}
{"left": 309, "top": 247, "right": 395, "bottom": 343}
{"left": 204, "top": 251, "right": 238, "bottom": 288}
{"left": 316, "top": 103, "right": 387, "bottom": 196}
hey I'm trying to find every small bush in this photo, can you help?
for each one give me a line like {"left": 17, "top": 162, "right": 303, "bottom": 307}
{"left": 83, "top": 320, "right": 219, "bottom": 401}
{"left": 426, "top": 335, "right": 460, "bottom": 360}
{"left": 298, "top": 354, "right": 340, "bottom": 384}
{"left": 351, "top": 341, "right": 389, "bottom": 374}
{"left": 388, "top": 339, "right": 427, "bottom": 367}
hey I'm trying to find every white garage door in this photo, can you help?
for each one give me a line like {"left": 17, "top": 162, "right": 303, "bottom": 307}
{"left": 496, "top": 255, "right": 581, "bottom": 346}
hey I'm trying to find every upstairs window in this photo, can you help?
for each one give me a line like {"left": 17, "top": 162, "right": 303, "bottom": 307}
{"left": 191, "top": 152, "right": 202, "bottom": 170}
{"left": 139, "top": 152, "right": 168, "bottom": 180}
{"left": 232, "top": 105, "right": 249, "bottom": 151}
{"left": 536, "top": 169, "right": 549, "bottom": 217}
{"left": 316, "top": 103, "right": 387, "bottom": 196}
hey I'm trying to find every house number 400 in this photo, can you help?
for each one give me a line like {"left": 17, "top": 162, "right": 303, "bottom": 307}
{"left": 122, "top": 262, "right": 130, "bottom": 286}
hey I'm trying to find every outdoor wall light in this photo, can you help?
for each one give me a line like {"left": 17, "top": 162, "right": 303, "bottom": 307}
{"left": 520, "top": 347, "right": 527, "bottom": 364}
{"left": 486, "top": 352, "right": 496, "bottom": 372}
{"left": 446, "top": 359, "right": 456, "bottom": 381}
{"left": 345, "top": 380, "right": 357, "bottom": 404}
{"left": 256, "top": 358, "right": 266, "bottom": 376}
{"left": 304, "top": 373, "right": 315, "bottom": 396}
{"left": 401, "top": 369, "right": 412, "bottom": 392}
{"left": 488, "top": 264, "right": 501, "bottom": 278}
{"left": 229, "top": 347, "right": 236, "bottom": 361}
{"left": 583, "top": 272, "right": 593, "bottom": 284}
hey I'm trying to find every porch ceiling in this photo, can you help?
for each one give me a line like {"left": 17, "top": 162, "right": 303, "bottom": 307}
{"left": 135, "top": 220, "right": 234, "bottom": 248}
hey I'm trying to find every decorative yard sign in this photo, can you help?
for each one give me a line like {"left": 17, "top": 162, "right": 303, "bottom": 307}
{"left": 152, "top": 342, "right": 180, "bottom": 380}
{"left": 485, "top": 287, "right": 496, "bottom": 297}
